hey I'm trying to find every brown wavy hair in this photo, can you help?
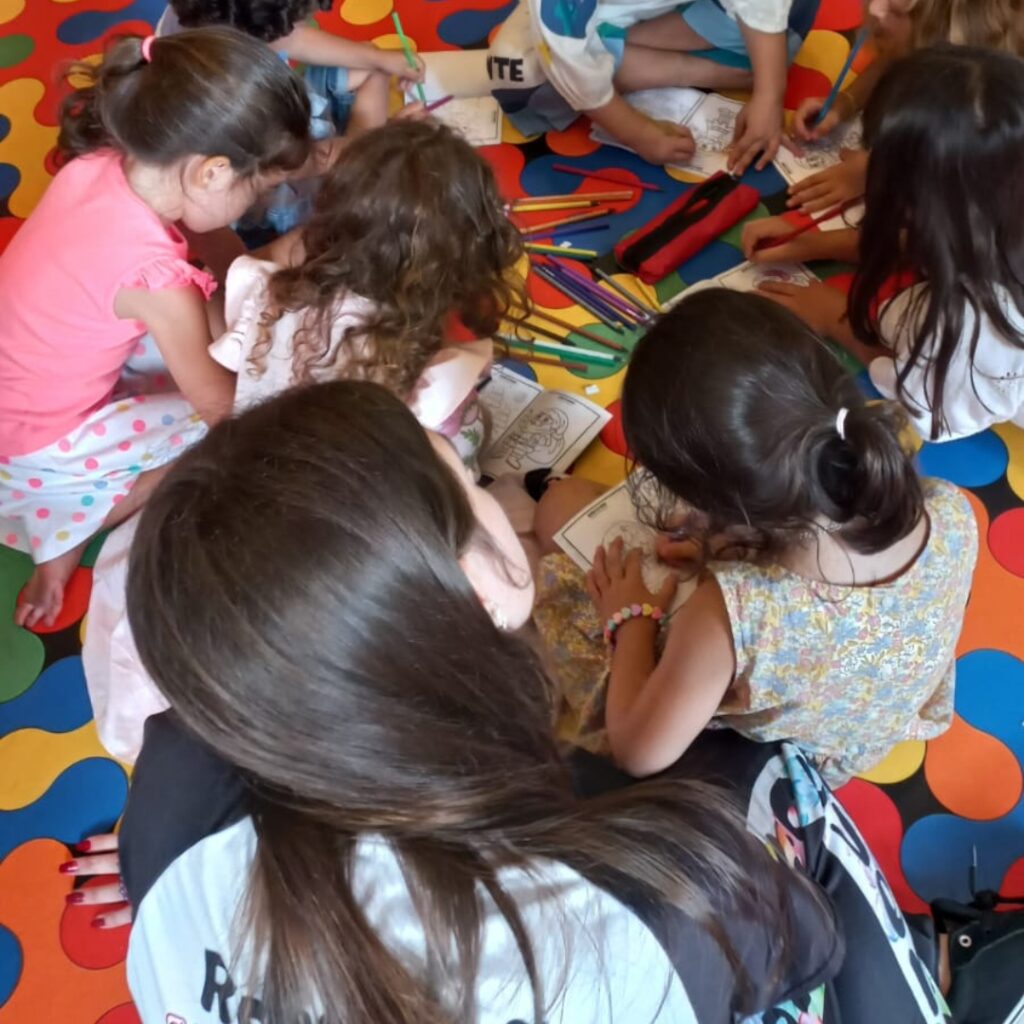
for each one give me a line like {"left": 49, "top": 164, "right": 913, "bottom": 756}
{"left": 251, "top": 120, "right": 526, "bottom": 399}
{"left": 906, "top": 0, "right": 1023, "bottom": 52}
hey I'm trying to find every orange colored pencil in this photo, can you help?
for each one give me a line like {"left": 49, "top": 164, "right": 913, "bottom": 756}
{"left": 520, "top": 207, "right": 612, "bottom": 235}
{"left": 514, "top": 190, "right": 634, "bottom": 204}
{"left": 521, "top": 307, "right": 628, "bottom": 352}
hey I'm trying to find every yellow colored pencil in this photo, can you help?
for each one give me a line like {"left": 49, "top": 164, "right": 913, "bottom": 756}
{"left": 513, "top": 190, "right": 634, "bottom": 203}
{"left": 513, "top": 199, "right": 598, "bottom": 213}
{"left": 524, "top": 242, "right": 599, "bottom": 259}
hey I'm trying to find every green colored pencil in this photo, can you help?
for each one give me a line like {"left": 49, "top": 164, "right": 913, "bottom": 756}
{"left": 497, "top": 334, "right": 622, "bottom": 367}
{"left": 391, "top": 11, "right": 427, "bottom": 104}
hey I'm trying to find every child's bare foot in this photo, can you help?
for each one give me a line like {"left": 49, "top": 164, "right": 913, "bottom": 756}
{"left": 15, "top": 543, "right": 87, "bottom": 629}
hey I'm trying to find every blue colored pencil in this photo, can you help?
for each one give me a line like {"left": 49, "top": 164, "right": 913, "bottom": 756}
{"left": 391, "top": 11, "right": 427, "bottom": 104}
{"left": 533, "top": 265, "right": 626, "bottom": 334}
{"left": 544, "top": 263, "right": 635, "bottom": 331}
{"left": 814, "top": 29, "right": 867, "bottom": 127}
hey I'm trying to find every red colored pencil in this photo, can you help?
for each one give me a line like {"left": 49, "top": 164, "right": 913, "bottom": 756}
{"left": 753, "top": 200, "right": 861, "bottom": 253}
{"left": 552, "top": 163, "right": 663, "bottom": 194}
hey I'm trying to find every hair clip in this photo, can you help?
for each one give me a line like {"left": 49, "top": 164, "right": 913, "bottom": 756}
{"left": 835, "top": 407, "right": 849, "bottom": 440}
{"left": 141, "top": 35, "right": 156, "bottom": 63}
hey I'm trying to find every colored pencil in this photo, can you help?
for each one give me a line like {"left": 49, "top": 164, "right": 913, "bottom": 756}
{"left": 540, "top": 223, "right": 610, "bottom": 239}
{"left": 426, "top": 95, "right": 454, "bottom": 113}
{"left": 519, "top": 317, "right": 627, "bottom": 355}
{"left": 498, "top": 334, "right": 621, "bottom": 366}
{"left": 549, "top": 261, "right": 646, "bottom": 324}
{"left": 519, "top": 306, "right": 628, "bottom": 351}
{"left": 515, "top": 190, "right": 635, "bottom": 204}
{"left": 500, "top": 351, "right": 588, "bottom": 372}
{"left": 593, "top": 268, "right": 660, "bottom": 317}
{"left": 813, "top": 29, "right": 867, "bottom": 127}
{"left": 535, "top": 264, "right": 627, "bottom": 333}
{"left": 391, "top": 12, "right": 427, "bottom": 104}
{"left": 524, "top": 242, "right": 599, "bottom": 259}
{"left": 521, "top": 208, "right": 611, "bottom": 236}
{"left": 531, "top": 264, "right": 621, "bottom": 332}
{"left": 514, "top": 199, "right": 599, "bottom": 213}
{"left": 552, "top": 164, "right": 663, "bottom": 193}
{"left": 752, "top": 199, "right": 861, "bottom": 253}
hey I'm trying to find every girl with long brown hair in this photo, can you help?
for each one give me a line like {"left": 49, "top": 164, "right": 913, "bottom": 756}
{"left": 209, "top": 117, "right": 525, "bottom": 472}
{"left": 96, "top": 380, "right": 973, "bottom": 1024}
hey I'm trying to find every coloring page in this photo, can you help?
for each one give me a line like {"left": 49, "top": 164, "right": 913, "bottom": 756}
{"left": 773, "top": 118, "right": 865, "bottom": 230}
{"left": 480, "top": 389, "right": 610, "bottom": 479}
{"left": 478, "top": 364, "right": 544, "bottom": 444}
{"left": 589, "top": 89, "right": 741, "bottom": 178}
{"left": 431, "top": 97, "right": 503, "bottom": 146}
{"left": 554, "top": 479, "right": 696, "bottom": 615}
{"left": 664, "top": 260, "right": 814, "bottom": 309}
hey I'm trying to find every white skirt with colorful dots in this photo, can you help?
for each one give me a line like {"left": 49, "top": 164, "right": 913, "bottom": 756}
{"left": 0, "top": 390, "right": 205, "bottom": 563}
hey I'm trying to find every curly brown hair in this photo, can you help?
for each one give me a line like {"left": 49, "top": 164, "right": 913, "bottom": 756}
{"left": 251, "top": 120, "right": 525, "bottom": 400}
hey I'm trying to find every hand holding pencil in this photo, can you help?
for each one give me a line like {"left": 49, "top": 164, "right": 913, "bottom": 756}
{"left": 741, "top": 214, "right": 835, "bottom": 264}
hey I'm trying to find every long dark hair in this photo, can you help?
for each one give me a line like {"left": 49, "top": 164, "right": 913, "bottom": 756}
{"left": 170, "top": 0, "right": 333, "bottom": 42}
{"left": 126, "top": 380, "right": 798, "bottom": 1024}
{"left": 848, "top": 45, "right": 1024, "bottom": 440}
{"left": 251, "top": 120, "right": 526, "bottom": 398}
{"left": 57, "top": 27, "right": 311, "bottom": 174}
{"left": 624, "top": 290, "right": 924, "bottom": 557}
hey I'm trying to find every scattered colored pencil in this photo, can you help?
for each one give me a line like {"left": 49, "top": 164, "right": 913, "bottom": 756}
{"left": 548, "top": 261, "right": 645, "bottom": 324}
{"left": 426, "top": 95, "right": 454, "bottom": 113}
{"left": 391, "top": 12, "right": 427, "bottom": 104}
{"left": 539, "top": 223, "right": 610, "bottom": 240}
{"left": 534, "top": 264, "right": 627, "bottom": 333}
{"left": 552, "top": 164, "right": 663, "bottom": 193}
{"left": 519, "top": 306, "right": 628, "bottom": 351}
{"left": 514, "top": 199, "right": 599, "bottom": 213}
{"left": 524, "top": 242, "right": 599, "bottom": 259}
{"left": 813, "top": 29, "right": 867, "bottom": 127}
{"left": 501, "top": 351, "right": 588, "bottom": 372}
{"left": 515, "top": 190, "right": 635, "bottom": 204}
{"left": 521, "top": 209, "right": 611, "bottom": 236}
{"left": 498, "top": 334, "right": 621, "bottom": 366}
{"left": 753, "top": 199, "right": 861, "bottom": 253}
{"left": 593, "top": 268, "right": 660, "bottom": 317}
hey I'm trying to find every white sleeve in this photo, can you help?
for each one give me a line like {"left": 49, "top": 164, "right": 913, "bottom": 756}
{"left": 720, "top": 0, "right": 793, "bottom": 33}
{"left": 527, "top": 0, "right": 617, "bottom": 111}
{"left": 208, "top": 256, "right": 277, "bottom": 374}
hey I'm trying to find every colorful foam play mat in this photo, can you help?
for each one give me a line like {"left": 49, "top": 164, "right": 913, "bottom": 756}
{"left": 1, "top": 1, "right": 1022, "bottom": 1019}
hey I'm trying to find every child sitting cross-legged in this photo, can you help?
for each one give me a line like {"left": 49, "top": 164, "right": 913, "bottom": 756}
{"left": 533, "top": 290, "right": 977, "bottom": 785}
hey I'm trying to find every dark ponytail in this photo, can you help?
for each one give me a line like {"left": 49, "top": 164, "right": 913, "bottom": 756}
{"left": 58, "top": 27, "right": 311, "bottom": 174}
{"left": 623, "top": 290, "right": 924, "bottom": 557}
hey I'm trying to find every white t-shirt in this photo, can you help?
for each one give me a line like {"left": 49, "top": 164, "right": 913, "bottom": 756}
{"left": 210, "top": 255, "right": 493, "bottom": 434}
{"left": 869, "top": 283, "right": 1024, "bottom": 442}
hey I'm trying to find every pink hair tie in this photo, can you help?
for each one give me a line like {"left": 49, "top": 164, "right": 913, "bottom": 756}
{"left": 140, "top": 35, "right": 156, "bottom": 63}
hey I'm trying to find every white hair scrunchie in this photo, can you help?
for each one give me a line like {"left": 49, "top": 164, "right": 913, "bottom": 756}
{"left": 836, "top": 407, "right": 849, "bottom": 441}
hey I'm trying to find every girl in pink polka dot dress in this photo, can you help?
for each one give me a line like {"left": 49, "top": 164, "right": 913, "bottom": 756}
{"left": 0, "top": 29, "right": 311, "bottom": 628}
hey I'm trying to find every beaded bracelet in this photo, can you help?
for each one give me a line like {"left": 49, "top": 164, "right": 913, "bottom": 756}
{"left": 603, "top": 603, "right": 665, "bottom": 647}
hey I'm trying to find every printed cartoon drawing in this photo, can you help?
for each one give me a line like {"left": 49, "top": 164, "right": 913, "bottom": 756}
{"left": 695, "top": 105, "right": 738, "bottom": 152}
{"left": 502, "top": 407, "right": 571, "bottom": 469}
{"left": 601, "top": 520, "right": 671, "bottom": 594}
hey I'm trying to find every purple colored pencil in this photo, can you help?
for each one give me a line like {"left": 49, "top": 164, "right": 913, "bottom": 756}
{"left": 539, "top": 263, "right": 631, "bottom": 332}
{"left": 533, "top": 265, "right": 626, "bottom": 333}
{"left": 546, "top": 262, "right": 642, "bottom": 326}
{"left": 551, "top": 261, "right": 647, "bottom": 321}
{"left": 426, "top": 94, "right": 454, "bottom": 112}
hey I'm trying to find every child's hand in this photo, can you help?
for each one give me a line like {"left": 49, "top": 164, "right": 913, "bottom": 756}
{"left": 757, "top": 279, "right": 847, "bottom": 336}
{"left": 394, "top": 100, "right": 428, "bottom": 121}
{"left": 789, "top": 96, "right": 844, "bottom": 144}
{"left": 787, "top": 148, "right": 868, "bottom": 214}
{"left": 59, "top": 834, "right": 132, "bottom": 930}
{"left": 634, "top": 121, "right": 696, "bottom": 167}
{"left": 741, "top": 214, "right": 821, "bottom": 264}
{"left": 587, "top": 536, "right": 678, "bottom": 624}
{"left": 376, "top": 49, "right": 426, "bottom": 82}
{"left": 729, "top": 92, "right": 784, "bottom": 174}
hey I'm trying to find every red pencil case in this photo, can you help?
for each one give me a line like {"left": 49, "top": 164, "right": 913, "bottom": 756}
{"left": 615, "top": 173, "right": 760, "bottom": 284}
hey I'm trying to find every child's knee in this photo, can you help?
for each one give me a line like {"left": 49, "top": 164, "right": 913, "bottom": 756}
{"left": 535, "top": 477, "right": 607, "bottom": 554}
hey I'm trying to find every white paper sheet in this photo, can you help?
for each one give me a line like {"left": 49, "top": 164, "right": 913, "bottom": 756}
{"left": 773, "top": 119, "right": 865, "bottom": 231}
{"left": 589, "top": 88, "right": 743, "bottom": 179}
{"left": 479, "top": 387, "right": 611, "bottom": 479}
{"left": 431, "top": 96, "right": 503, "bottom": 147}
{"left": 553, "top": 478, "right": 696, "bottom": 615}
{"left": 478, "top": 364, "right": 544, "bottom": 443}
{"left": 664, "top": 260, "right": 815, "bottom": 309}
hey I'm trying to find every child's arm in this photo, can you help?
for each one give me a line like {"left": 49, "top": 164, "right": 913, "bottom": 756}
{"left": 728, "top": 22, "right": 788, "bottom": 175}
{"left": 741, "top": 217, "right": 861, "bottom": 264}
{"left": 276, "top": 25, "right": 424, "bottom": 82}
{"left": 115, "top": 286, "right": 234, "bottom": 425}
{"left": 586, "top": 94, "right": 697, "bottom": 167}
{"left": 790, "top": 56, "right": 890, "bottom": 142}
{"left": 589, "top": 539, "right": 734, "bottom": 777}
{"left": 787, "top": 149, "right": 869, "bottom": 215}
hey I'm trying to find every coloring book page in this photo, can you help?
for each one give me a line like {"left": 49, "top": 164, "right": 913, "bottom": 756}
{"left": 553, "top": 478, "right": 697, "bottom": 616}
{"left": 479, "top": 385, "right": 610, "bottom": 479}
{"left": 773, "top": 118, "right": 865, "bottom": 230}
{"left": 478, "top": 364, "right": 544, "bottom": 443}
{"left": 589, "top": 88, "right": 742, "bottom": 178}
{"left": 664, "top": 260, "right": 815, "bottom": 309}
{"left": 432, "top": 96, "right": 503, "bottom": 146}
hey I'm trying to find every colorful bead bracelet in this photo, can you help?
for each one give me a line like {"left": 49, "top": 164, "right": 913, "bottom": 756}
{"left": 603, "top": 602, "right": 665, "bottom": 647}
